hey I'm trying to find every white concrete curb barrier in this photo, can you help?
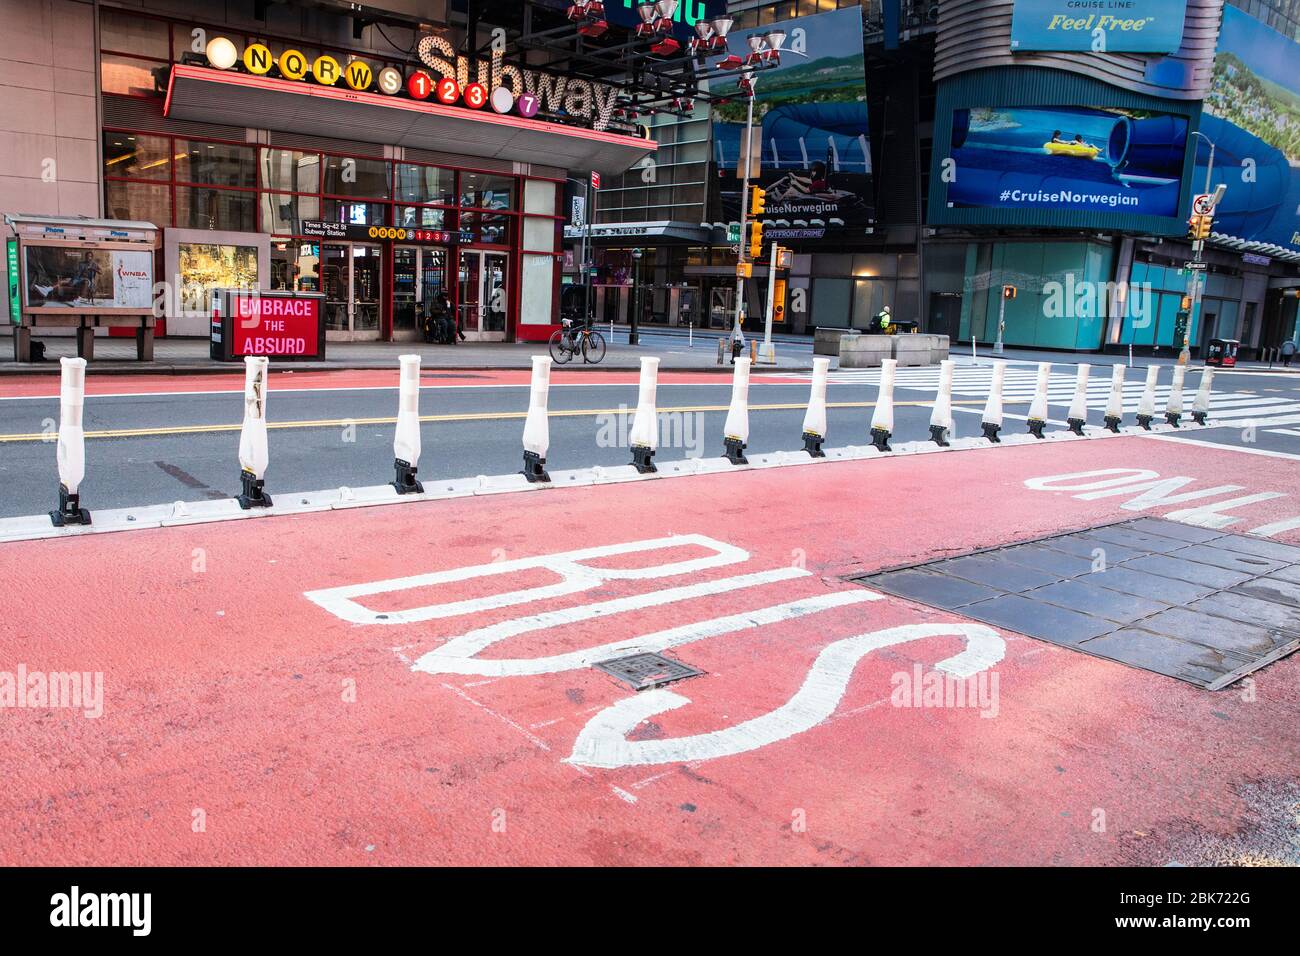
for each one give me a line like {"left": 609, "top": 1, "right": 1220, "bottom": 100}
{"left": 1104, "top": 364, "right": 1125, "bottom": 432}
{"left": 1192, "top": 368, "right": 1214, "bottom": 426}
{"left": 1067, "top": 363, "right": 1091, "bottom": 435}
{"left": 1027, "top": 362, "right": 1050, "bottom": 439}
{"left": 870, "top": 358, "right": 896, "bottom": 452}
{"left": 629, "top": 356, "right": 660, "bottom": 474}
{"left": 929, "top": 358, "right": 954, "bottom": 446}
{"left": 51, "top": 356, "right": 90, "bottom": 526}
{"left": 723, "top": 356, "right": 751, "bottom": 465}
{"left": 236, "top": 356, "right": 272, "bottom": 509}
{"left": 802, "top": 356, "right": 830, "bottom": 457}
{"left": 522, "top": 354, "right": 552, "bottom": 482}
{"left": 981, "top": 360, "right": 1006, "bottom": 442}
{"left": 1165, "top": 364, "right": 1186, "bottom": 427}
{"left": 1137, "top": 365, "right": 1159, "bottom": 429}
{"left": 392, "top": 354, "right": 424, "bottom": 493}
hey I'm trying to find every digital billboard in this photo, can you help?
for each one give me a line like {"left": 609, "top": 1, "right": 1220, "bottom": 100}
{"left": 22, "top": 246, "right": 154, "bottom": 311}
{"left": 1009, "top": 0, "right": 1187, "bottom": 54}
{"left": 712, "top": 6, "right": 872, "bottom": 244}
{"left": 1197, "top": 4, "right": 1300, "bottom": 255}
{"left": 944, "top": 105, "right": 1188, "bottom": 217}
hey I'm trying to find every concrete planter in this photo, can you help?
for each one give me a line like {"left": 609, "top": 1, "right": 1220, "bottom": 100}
{"left": 814, "top": 327, "right": 854, "bottom": 356}
{"left": 838, "top": 334, "right": 892, "bottom": 368}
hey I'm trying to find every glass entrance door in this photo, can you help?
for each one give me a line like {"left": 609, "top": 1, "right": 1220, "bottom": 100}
{"left": 458, "top": 249, "right": 508, "bottom": 342}
{"left": 393, "top": 246, "right": 419, "bottom": 337}
{"left": 352, "top": 243, "right": 382, "bottom": 337}
{"left": 322, "top": 243, "right": 350, "bottom": 331}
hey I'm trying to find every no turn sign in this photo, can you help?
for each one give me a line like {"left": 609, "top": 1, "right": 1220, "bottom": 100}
{"left": 1192, "top": 193, "right": 1214, "bottom": 215}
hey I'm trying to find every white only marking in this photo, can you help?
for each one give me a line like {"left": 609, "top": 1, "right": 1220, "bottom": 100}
{"left": 303, "top": 533, "right": 751, "bottom": 625}
{"left": 565, "top": 623, "right": 1005, "bottom": 769}
{"left": 413, "top": 590, "right": 878, "bottom": 677}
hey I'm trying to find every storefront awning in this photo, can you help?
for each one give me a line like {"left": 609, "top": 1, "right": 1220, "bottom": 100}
{"left": 164, "top": 65, "right": 656, "bottom": 177}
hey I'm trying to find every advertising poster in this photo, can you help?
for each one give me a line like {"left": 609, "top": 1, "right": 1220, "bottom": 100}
{"left": 1009, "top": 0, "right": 1187, "bottom": 54}
{"left": 712, "top": 6, "right": 873, "bottom": 244}
{"left": 23, "top": 247, "right": 154, "bottom": 310}
{"left": 945, "top": 105, "right": 1188, "bottom": 217}
{"left": 224, "top": 293, "right": 324, "bottom": 359}
{"left": 1197, "top": 5, "right": 1300, "bottom": 255}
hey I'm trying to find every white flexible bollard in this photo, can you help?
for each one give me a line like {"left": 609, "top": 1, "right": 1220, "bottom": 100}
{"left": 981, "top": 360, "right": 1006, "bottom": 442}
{"left": 1165, "top": 364, "right": 1186, "bottom": 427}
{"left": 723, "top": 355, "right": 751, "bottom": 465}
{"left": 1103, "top": 364, "right": 1125, "bottom": 432}
{"left": 629, "top": 355, "right": 660, "bottom": 473}
{"left": 1136, "top": 365, "right": 1159, "bottom": 430}
{"left": 522, "top": 354, "right": 551, "bottom": 482}
{"left": 870, "top": 358, "right": 896, "bottom": 452}
{"left": 802, "top": 356, "right": 830, "bottom": 457}
{"left": 1026, "top": 362, "right": 1051, "bottom": 439}
{"left": 1192, "top": 368, "right": 1214, "bottom": 426}
{"left": 929, "top": 358, "right": 954, "bottom": 446}
{"left": 392, "top": 354, "right": 423, "bottom": 493}
{"left": 1066, "top": 363, "right": 1091, "bottom": 435}
{"left": 236, "top": 355, "right": 272, "bottom": 508}
{"left": 51, "top": 356, "right": 90, "bottom": 526}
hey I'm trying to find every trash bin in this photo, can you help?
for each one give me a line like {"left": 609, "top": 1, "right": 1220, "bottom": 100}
{"left": 1205, "top": 338, "right": 1239, "bottom": 368}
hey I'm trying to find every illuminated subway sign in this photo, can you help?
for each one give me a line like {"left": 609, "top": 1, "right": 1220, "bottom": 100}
{"left": 205, "top": 35, "right": 622, "bottom": 132}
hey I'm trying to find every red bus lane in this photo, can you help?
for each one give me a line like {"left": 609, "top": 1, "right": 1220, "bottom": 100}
{"left": 1, "top": 435, "right": 1297, "bottom": 865}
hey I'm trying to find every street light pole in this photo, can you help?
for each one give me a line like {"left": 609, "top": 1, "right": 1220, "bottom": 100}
{"left": 630, "top": 246, "right": 643, "bottom": 345}
{"left": 734, "top": 78, "right": 756, "bottom": 339}
{"left": 1182, "top": 132, "right": 1217, "bottom": 367}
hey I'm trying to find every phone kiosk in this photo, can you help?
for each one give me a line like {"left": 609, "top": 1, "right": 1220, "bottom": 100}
{"left": 4, "top": 215, "right": 159, "bottom": 363}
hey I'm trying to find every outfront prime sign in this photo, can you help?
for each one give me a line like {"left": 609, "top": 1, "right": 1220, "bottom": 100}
{"left": 1009, "top": 0, "right": 1188, "bottom": 53}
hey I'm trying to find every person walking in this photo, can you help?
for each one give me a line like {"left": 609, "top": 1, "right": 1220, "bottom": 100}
{"left": 1282, "top": 337, "right": 1296, "bottom": 367}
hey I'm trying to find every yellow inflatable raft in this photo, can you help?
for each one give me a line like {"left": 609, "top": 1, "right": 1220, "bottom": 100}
{"left": 1043, "top": 141, "right": 1101, "bottom": 158}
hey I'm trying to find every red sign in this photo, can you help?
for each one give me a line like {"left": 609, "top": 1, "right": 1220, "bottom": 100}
{"left": 590, "top": 171, "right": 601, "bottom": 189}
{"left": 230, "top": 295, "right": 323, "bottom": 357}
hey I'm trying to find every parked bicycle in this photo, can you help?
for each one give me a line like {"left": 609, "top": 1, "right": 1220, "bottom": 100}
{"left": 549, "top": 317, "right": 607, "bottom": 364}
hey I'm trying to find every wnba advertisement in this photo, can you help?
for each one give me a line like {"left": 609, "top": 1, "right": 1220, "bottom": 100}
{"left": 22, "top": 247, "right": 154, "bottom": 311}
{"left": 944, "top": 105, "right": 1188, "bottom": 217}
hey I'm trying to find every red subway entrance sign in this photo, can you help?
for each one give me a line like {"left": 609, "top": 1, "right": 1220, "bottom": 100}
{"left": 210, "top": 289, "right": 326, "bottom": 362}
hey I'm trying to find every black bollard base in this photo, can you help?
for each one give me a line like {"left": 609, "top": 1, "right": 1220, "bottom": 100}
{"left": 870, "top": 426, "right": 892, "bottom": 453}
{"left": 1192, "top": 411, "right": 1207, "bottom": 426}
{"left": 1165, "top": 412, "right": 1181, "bottom": 428}
{"left": 1104, "top": 415, "right": 1122, "bottom": 433}
{"left": 929, "top": 424, "right": 949, "bottom": 447}
{"left": 631, "top": 445, "right": 657, "bottom": 474}
{"left": 1136, "top": 413, "right": 1153, "bottom": 431}
{"left": 981, "top": 421, "right": 1001, "bottom": 443}
{"left": 521, "top": 449, "right": 551, "bottom": 483}
{"left": 1027, "top": 419, "right": 1046, "bottom": 439}
{"left": 802, "top": 431, "right": 826, "bottom": 458}
{"left": 49, "top": 484, "right": 91, "bottom": 527}
{"left": 391, "top": 458, "right": 424, "bottom": 495}
{"left": 236, "top": 469, "right": 273, "bottom": 510}
{"left": 1067, "top": 417, "right": 1086, "bottom": 436}
{"left": 724, "top": 436, "right": 748, "bottom": 465}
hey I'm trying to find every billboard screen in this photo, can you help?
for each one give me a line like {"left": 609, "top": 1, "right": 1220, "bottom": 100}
{"left": 944, "top": 105, "right": 1188, "bottom": 217}
{"left": 22, "top": 246, "right": 154, "bottom": 311}
{"left": 1197, "top": 5, "right": 1300, "bottom": 255}
{"left": 712, "top": 6, "right": 872, "bottom": 244}
{"left": 1009, "top": 0, "right": 1187, "bottom": 54}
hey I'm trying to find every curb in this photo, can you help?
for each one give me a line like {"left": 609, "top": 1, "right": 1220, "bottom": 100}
{"left": 0, "top": 362, "right": 813, "bottom": 377}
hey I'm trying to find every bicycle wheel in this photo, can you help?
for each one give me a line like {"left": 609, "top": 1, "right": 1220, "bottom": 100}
{"left": 549, "top": 329, "right": 573, "bottom": 364}
{"left": 582, "top": 330, "right": 607, "bottom": 364}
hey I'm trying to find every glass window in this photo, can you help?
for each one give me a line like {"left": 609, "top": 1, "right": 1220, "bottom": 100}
{"left": 322, "top": 199, "right": 388, "bottom": 227}
{"left": 460, "top": 172, "right": 515, "bottom": 210}
{"left": 260, "top": 149, "right": 320, "bottom": 194}
{"left": 104, "top": 132, "right": 174, "bottom": 180}
{"left": 397, "top": 206, "right": 448, "bottom": 229}
{"left": 177, "top": 187, "right": 257, "bottom": 231}
{"left": 176, "top": 140, "right": 256, "bottom": 188}
{"left": 460, "top": 213, "right": 510, "bottom": 244}
{"left": 105, "top": 180, "right": 171, "bottom": 226}
{"left": 260, "top": 193, "right": 320, "bottom": 234}
{"left": 101, "top": 54, "right": 165, "bottom": 96}
{"left": 323, "top": 155, "right": 391, "bottom": 199}
{"left": 394, "top": 164, "right": 455, "bottom": 205}
{"left": 270, "top": 239, "right": 323, "bottom": 293}
{"left": 101, "top": 10, "right": 171, "bottom": 58}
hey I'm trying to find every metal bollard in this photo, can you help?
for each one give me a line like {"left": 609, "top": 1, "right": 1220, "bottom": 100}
{"left": 521, "top": 355, "right": 552, "bottom": 482}
{"left": 1192, "top": 369, "right": 1214, "bottom": 426}
{"left": 981, "top": 360, "right": 1006, "bottom": 442}
{"left": 629, "top": 356, "right": 660, "bottom": 473}
{"left": 50, "top": 356, "right": 90, "bottom": 526}
{"left": 392, "top": 354, "right": 424, "bottom": 494}
{"left": 236, "top": 356, "right": 272, "bottom": 509}
{"left": 802, "top": 356, "right": 829, "bottom": 457}
{"left": 929, "top": 358, "right": 954, "bottom": 446}
{"left": 1104, "top": 364, "right": 1125, "bottom": 432}
{"left": 1165, "top": 364, "right": 1185, "bottom": 428}
{"left": 870, "top": 358, "right": 896, "bottom": 452}
{"left": 723, "top": 356, "right": 751, "bottom": 465}
{"left": 1066, "top": 364, "right": 1090, "bottom": 435}
{"left": 1027, "top": 362, "right": 1050, "bottom": 439}
{"left": 1136, "top": 365, "right": 1159, "bottom": 430}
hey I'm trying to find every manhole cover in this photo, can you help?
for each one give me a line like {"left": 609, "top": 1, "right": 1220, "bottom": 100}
{"left": 593, "top": 652, "right": 703, "bottom": 691}
{"left": 857, "top": 517, "right": 1300, "bottom": 691}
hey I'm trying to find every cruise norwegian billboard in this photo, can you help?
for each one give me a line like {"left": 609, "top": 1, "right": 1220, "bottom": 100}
{"left": 1009, "top": 0, "right": 1187, "bottom": 54}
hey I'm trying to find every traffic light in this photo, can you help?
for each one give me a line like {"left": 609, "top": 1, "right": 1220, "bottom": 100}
{"left": 1002, "top": 284, "right": 1016, "bottom": 299}
{"left": 775, "top": 245, "right": 793, "bottom": 269}
{"left": 1188, "top": 214, "right": 1212, "bottom": 240}
{"left": 749, "top": 185, "right": 767, "bottom": 217}
{"left": 736, "top": 262, "right": 752, "bottom": 279}
{"left": 748, "top": 220, "right": 765, "bottom": 260}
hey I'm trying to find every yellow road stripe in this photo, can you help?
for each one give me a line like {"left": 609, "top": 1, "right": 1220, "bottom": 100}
{"left": 0, "top": 399, "right": 1022, "bottom": 443}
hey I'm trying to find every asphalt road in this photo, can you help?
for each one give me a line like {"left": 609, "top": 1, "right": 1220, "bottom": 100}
{"left": 2, "top": 365, "right": 1297, "bottom": 518}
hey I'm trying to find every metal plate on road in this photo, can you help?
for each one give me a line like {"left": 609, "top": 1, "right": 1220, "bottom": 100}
{"left": 593, "top": 652, "right": 703, "bottom": 691}
{"left": 860, "top": 517, "right": 1300, "bottom": 690}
